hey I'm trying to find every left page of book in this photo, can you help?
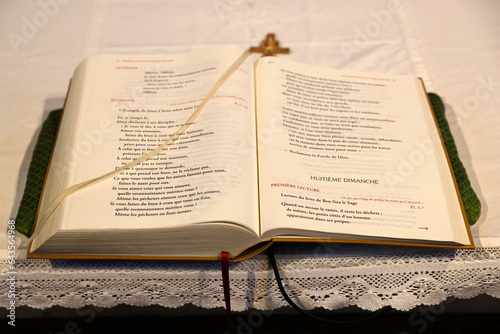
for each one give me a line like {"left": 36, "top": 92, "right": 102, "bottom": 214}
{"left": 31, "top": 46, "right": 260, "bottom": 255}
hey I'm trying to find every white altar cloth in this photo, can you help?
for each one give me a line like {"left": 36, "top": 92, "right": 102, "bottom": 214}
{"left": 1, "top": 0, "right": 499, "bottom": 312}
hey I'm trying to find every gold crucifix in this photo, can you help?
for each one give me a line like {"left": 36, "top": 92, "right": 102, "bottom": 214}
{"left": 249, "top": 33, "right": 290, "bottom": 57}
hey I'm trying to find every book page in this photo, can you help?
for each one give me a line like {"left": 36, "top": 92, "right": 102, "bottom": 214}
{"left": 48, "top": 47, "right": 259, "bottom": 234}
{"left": 256, "top": 57, "right": 468, "bottom": 244}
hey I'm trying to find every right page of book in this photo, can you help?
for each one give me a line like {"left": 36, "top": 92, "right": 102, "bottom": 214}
{"left": 256, "top": 57, "right": 470, "bottom": 246}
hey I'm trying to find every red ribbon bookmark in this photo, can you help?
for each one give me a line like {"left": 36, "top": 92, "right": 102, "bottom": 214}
{"left": 221, "top": 251, "right": 232, "bottom": 334}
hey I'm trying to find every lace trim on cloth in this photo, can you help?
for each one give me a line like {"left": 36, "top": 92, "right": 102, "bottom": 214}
{"left": 2, "top": 246, "right": 499, "bottom": 311}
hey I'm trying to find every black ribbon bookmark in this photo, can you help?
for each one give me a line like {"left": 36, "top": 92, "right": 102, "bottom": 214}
{"left": 267, "top": 244, "right": 393, "bottom": 325}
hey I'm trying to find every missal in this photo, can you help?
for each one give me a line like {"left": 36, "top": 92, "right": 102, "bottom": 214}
{"left": 27, "top": 46, "right": 473, "bottom": 260}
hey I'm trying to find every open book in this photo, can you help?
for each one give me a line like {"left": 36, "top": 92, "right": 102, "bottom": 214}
{"left": 28, "top": 46, "right": 473, "bottom": 260}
